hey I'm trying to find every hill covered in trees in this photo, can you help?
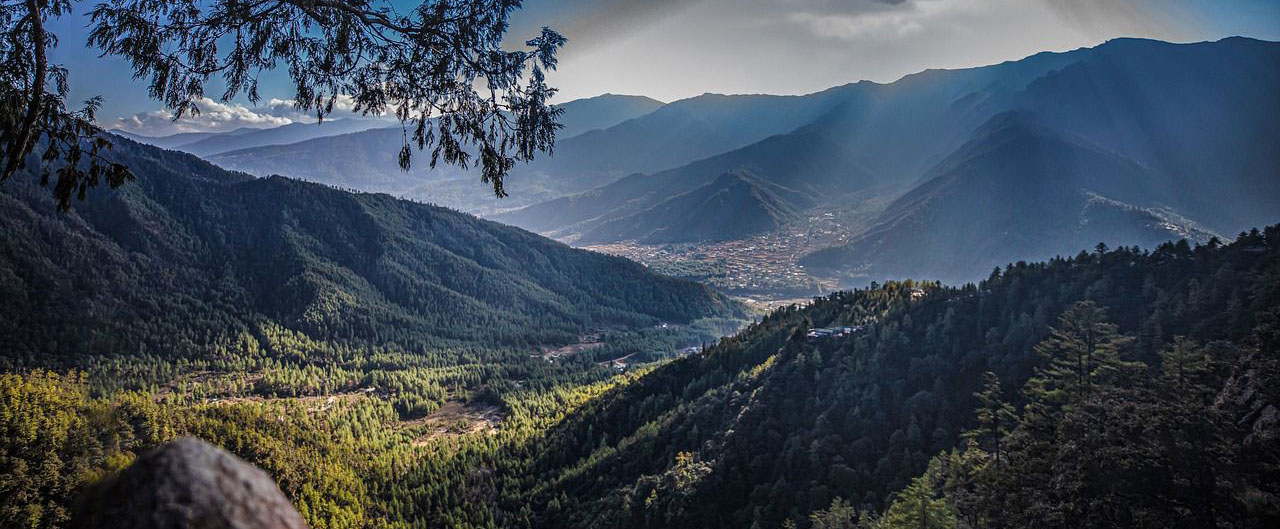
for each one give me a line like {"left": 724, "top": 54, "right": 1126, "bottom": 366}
{"left": 0, "top": 136, "right": 742, "bottom": 396}
{"left": 516, "top": 227, "right": 1280, "bottom": 528}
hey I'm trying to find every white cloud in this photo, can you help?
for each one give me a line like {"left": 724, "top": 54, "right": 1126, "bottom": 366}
{"left": 783, "top": 0, "right": 970, "bottom": 42}
{"left": 107, "top": 95, "right": 387, "bottom": 137}
{"left": 788, "top": 10, "right": 926, "bottom": 41}
{"left": 260, "top": 94, "right": 386, "bottom": 120}
{"left": 108, "top": 98, "right": 294, "bottom": 136}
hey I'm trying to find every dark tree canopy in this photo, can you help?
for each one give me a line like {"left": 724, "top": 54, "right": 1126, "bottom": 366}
{"left": 1, "top": 0, "right": 565, "bottom": 210}
{"left": 1, "top": 0, "right": 131, "bottom": 210}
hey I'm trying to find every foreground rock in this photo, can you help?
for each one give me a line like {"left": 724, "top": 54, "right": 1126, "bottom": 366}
{"left": 73, "top": 437, "right": 307, "bottom": 529}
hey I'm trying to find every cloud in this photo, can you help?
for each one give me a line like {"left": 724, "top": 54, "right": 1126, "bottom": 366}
{"left": 788, "top": 10, "right": 926, "bottom": 40}
{"left": 108, "top": 98, "right": 293, "bottom": 136}
{"left": 259, "top": 94, "right": 377, "bottom": 120}
{"left": 107, "top": 95, "right": 387, "bottom": 136}
{"left": 779, "top": 0, "right": 943, "bottom": 41}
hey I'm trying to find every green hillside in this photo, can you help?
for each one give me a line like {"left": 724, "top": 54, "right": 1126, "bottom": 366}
{"left": 0, "top": 138, "right": 742, "bottom": 392}
{"left": 519, "top": 228, "right": 1280, "bottom": 528}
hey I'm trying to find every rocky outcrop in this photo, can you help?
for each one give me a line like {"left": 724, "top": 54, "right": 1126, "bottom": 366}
{"left": 73, "top": 437, "right": 307, "bottom": 529}
{"left": 1217, "top": 349, "right": 1280, "bottom": 446}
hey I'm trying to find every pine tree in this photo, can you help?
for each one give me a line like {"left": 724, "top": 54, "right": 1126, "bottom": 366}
{"left": 1026, "top": 301, "right": 1136, "bottom": 407}
{"left": 964, "top": 372, "right": 1015, "bottom": 464}
{"left": 809, "top": 497, "right": 859, "bottom": 529}
{"left": 877, "top": 457, "right": 956, "bottom": 529}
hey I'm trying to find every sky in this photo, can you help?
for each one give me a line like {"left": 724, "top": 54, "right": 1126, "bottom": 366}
{"left": 48, "top": 0, "right": 1280, "bottom": 136}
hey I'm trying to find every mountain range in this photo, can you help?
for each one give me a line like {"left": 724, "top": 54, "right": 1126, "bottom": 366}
{"left": 497, "top": 37, "right": 1280, "bottom": 284}
{"left": 96, "top": 38, "right": 1280, "bottom": 288}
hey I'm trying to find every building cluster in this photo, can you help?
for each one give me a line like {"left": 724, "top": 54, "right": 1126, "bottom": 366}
{"left": 582, "top": 210, "right": 852, "bottom": 299}
{"left": 806, "top": 325, "right": 865, "bottom": 340}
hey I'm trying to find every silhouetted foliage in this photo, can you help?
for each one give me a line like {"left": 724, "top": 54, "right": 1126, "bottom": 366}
{"left": 2, "top": 0, "right": 563, "bottom": 209}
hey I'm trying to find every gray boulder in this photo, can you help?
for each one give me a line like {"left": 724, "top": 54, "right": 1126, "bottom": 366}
{"left": 74, "top": 437, "right": 307, "bottom": 529}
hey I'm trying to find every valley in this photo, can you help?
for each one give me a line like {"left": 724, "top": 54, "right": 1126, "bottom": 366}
{"left": 582, "top": 206, "right": 862, "bottom": 300}
{"left": 1, "top": 15, "right": 1278, "bottom": 529}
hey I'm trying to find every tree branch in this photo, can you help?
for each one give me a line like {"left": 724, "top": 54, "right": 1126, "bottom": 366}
{"left": 2, "top": 0, "right": 45, "bottom": 181}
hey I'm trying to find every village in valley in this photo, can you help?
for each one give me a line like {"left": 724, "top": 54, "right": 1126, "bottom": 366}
{"left": 582, "top": 210, "right": 860, "bottom": 301}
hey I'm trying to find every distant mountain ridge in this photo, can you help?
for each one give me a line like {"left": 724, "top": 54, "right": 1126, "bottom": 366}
{"left": 113, "top": 126, "right": 262, "bottom": 150}
{"left": 200, "top": 89, "right": 905, "bottom": 215}
{"left": 113, "top": 118, "right": 389, "bottom": 157}
{"left": 174, "top": 119, "right": 390, "bottom": 156}
{"left": 554, "top": 94, "right": 665, "bottom": 138}
{"left": 204, "top": 94, "right": 680, "bottom": 213}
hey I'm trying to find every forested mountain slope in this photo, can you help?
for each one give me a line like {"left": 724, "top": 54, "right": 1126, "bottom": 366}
{"left": 517, "top": 228, "right": 1280, "bottom": 529}
{"left": 0, "top": 137, "right": 740, "bottom": 367}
